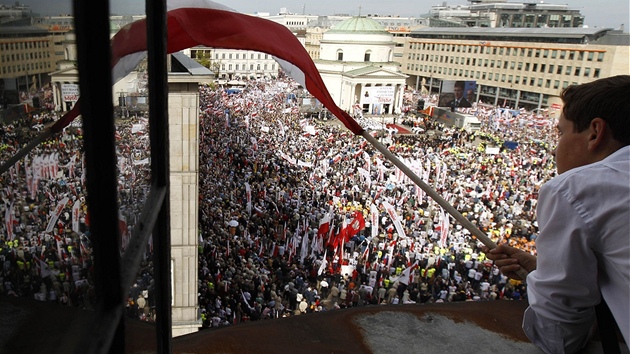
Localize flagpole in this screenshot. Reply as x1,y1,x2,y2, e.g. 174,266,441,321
360,130,529,280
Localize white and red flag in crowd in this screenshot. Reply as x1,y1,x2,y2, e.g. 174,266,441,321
370,203,379,238
45,196,69,233
398,261,419,286
71,199,81,233
345,210,366,241
438,207,450,248
317,213,331,239
382,200,406,239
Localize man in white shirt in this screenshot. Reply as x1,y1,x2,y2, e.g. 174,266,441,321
486,75,630,353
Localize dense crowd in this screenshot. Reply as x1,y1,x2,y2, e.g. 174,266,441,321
0,77,558,328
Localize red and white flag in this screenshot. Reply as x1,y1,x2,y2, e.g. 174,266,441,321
50,0,363,136
382,201,406,239
316,213,331,239
398,261,419,286
345,210,366,241
45,196,69,233
370,203,379,238
438,207,450,248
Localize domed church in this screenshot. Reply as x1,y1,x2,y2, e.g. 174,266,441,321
315,16,408,116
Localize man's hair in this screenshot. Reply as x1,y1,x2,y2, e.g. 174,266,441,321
454,81,465,89
561,75,630,145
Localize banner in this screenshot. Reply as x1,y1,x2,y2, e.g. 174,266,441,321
382,201,406,239
45,197,69,233
72,199,81,233
370,203,379,238
61,84,80,102
361,86,395,105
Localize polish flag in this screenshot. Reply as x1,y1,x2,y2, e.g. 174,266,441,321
50,0,363,136
317,214,331,239
345,210,366,241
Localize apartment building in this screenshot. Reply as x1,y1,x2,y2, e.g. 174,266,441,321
401,27,629,111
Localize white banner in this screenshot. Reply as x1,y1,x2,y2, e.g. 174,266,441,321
46,197,69,233
382,201,406,239
71,199,81,233
61,84,80,102
361,86,395,104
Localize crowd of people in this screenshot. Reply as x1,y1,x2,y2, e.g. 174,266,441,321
192,77,557,327
0,76,558,328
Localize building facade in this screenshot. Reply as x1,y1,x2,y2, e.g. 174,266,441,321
426,0,585,28
401,27,629,111
316,16,407,115
0,26,57,103
184,47,279,80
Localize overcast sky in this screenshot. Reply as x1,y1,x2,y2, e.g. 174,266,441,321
10,0,629,29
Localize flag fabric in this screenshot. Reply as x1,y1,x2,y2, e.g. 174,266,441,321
370,203,379,238
382,201,406,239
398,261,419,286
439,207,450,248
45,197,69,233
50,0,363,136
316,214,331,239
345,210,366,241
71,199,81,233
317,250,328,276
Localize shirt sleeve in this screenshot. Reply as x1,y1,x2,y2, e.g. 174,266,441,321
523,182,598,353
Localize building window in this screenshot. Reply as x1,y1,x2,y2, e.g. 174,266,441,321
565,66,572,75
587,52,594,61
597,53,604,62
364,51,371,62
545,79,551,88
568,51,575,60
551,50,557,59
548,64,554,73
557,65,563,75
222,53,225,59
584,67,591,77
337,50,343,61
229,53,232,59
594,68,600,78
574,67,580,76
562,81,569,88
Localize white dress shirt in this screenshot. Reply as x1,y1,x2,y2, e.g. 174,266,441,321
524,146,630,353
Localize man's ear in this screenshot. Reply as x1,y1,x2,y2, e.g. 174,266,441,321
587,117,608,152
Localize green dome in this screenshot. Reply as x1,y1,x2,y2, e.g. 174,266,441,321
328,17,389,35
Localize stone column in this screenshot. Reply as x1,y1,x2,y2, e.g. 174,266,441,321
167,77,201,337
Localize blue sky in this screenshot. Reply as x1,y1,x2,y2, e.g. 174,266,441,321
10,0,630,29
